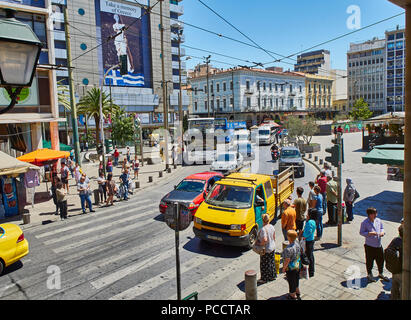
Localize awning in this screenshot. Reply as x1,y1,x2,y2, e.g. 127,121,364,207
362,144,404,166
0,151,40,177
17,148,70,166
42,140,72,151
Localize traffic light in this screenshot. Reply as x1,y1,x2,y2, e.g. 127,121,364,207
120,55,128,75
97,143,103,155
325,145,340,168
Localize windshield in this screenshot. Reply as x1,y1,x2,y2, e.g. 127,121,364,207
206,184,253,209
0,227,4,239
259,130,270,135
281,149,301,158
175,180,205,193
216,153,235,162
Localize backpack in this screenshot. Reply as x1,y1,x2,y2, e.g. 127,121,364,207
354,189,360,200
384,238,402,274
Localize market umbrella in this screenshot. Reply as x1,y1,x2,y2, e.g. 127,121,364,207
362,144,404,166
0,151,40,177
17,148,70,166
42,140,72,151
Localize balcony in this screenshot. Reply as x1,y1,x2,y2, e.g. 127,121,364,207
171,47,185,56
244,89,254,95
171,33,185,43
387,65,395,70
170,3,184,15
172,61,186,70
170,19,184,29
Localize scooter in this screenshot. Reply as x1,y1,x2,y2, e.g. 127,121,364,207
271,149,279,162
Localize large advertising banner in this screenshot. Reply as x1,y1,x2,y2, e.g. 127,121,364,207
1,0,46,8
96,0,152,88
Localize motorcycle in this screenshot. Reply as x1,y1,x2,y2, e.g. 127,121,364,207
271,149,279,161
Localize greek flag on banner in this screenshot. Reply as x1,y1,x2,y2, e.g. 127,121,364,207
104,69,145,87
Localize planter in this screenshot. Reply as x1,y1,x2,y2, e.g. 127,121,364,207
301,143,321,153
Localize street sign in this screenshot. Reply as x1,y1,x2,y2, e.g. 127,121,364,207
164,202,192,231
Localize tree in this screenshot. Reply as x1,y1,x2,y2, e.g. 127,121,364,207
77,87,118,145
350,98,373,120
111,108,134,147
283,116,318,145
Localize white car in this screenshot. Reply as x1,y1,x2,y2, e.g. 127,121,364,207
210,152,243,173
257,126,273,145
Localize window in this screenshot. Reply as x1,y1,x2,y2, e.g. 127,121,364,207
281,85,284,92
211,83,214,93
230,81,233,90
247,97,251,108
204,85,207,93
263,82,266,91
223,82,226,91
217,83,220,93
299,86,302,93
264,181,273,198
246,80,250,90
194,102,198,111
289,84,293,92
257,81,261,91
269,83,272,91
55,40,67,49
223,98,227,108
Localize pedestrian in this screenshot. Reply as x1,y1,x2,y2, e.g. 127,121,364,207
51,176,61,215
257,214,277,284
282,230,301,300
337,125,343,136
133,156,140,180
77,174,95,214
67,157,74,178
312,186,324,240
98,161,104,176
126,146,131,163
106,157,113,175
113,147,120,167
171,145,176,166
293,187,307,236
97,171,107,204
80,141,84,152
359,207,390,283
60,161,70,194
385,224,403,300
120,167,130,201
326,175,338,226
302,208,317,278
85,141,89,151
122,157,128,172
343,178,357,222
74,162,81,184
56,181,68,220
323,163,332,177
315,169,328,215
281,199,296,241
307,181,316,209
333,126,338,139
106,173,117,206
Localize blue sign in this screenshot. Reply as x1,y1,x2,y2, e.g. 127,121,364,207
2,0,46,8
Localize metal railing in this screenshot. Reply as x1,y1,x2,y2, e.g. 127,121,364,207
183,292,198,300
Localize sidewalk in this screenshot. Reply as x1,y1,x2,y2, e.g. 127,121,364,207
1,148,184,230
229,132,403,300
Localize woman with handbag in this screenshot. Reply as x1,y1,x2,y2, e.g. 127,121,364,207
282,230,302,300
256,214,276,284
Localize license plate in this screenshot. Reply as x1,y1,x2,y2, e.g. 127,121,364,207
207,235,222,241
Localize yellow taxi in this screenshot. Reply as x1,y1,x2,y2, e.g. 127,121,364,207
193,169,294,249
0,223,29,275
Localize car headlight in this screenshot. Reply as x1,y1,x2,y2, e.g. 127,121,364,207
195,217,202,224
298,162,303,166
230,224,242,230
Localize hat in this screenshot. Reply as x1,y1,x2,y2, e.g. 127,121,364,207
284,199,291,206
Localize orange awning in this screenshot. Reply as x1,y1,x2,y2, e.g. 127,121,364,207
17,148,70,166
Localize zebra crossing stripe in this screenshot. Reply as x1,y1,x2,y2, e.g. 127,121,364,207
109,255,212,300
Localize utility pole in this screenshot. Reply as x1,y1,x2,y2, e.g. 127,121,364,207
177,29,184,166
258,80,261,125
232,69,235,119
64,7,81,166
160,0,169,168
204,55,211,118
337,132,343,246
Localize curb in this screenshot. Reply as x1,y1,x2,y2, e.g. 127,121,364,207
303,156,322,173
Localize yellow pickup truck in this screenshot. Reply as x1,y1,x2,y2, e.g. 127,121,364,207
193,167,294,249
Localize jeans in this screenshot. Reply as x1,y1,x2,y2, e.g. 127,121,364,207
305,240,315,276
99,185,107,202
321,193,327,215
80,193,93,213
346,202,353,221
316,212,323,238
114,157,119,166
123,182,129,200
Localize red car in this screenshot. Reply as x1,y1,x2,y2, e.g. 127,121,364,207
159,172,223,217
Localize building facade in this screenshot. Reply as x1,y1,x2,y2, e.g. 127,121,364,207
0,0,62,156
347,38,386,115
301,73,334,119
294,49,331,76
189,67,306,126
51,0,189,142
385,26,405,112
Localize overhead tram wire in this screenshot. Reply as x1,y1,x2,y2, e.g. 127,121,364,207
196,0,279,62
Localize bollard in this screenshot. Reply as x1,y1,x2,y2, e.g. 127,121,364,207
314,156,318,162
166,164,170,170
173,164,177,169
167,168,172,173
319,159,323,165
159,171,163,178
244,270,257,300
135,181,140,189
148,176,153,183
93,189,100,206
22,213,30,225
308,153,312,159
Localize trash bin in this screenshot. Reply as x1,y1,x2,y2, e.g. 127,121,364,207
22,213,30,225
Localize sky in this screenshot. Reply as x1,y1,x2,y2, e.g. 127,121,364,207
181,0,405,73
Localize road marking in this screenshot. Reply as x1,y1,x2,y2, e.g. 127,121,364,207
90,249,173,290
109,254,212,300
42,208,158,245
34,198,154,237
77,229,174,276
52,215,156,254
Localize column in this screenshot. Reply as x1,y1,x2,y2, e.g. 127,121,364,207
49,122,60,151
30,123,43,151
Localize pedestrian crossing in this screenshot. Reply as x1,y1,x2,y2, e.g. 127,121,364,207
1,191,267,301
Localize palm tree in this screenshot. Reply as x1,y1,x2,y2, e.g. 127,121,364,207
77,87,118,145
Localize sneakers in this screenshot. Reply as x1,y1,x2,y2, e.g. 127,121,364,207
378,274,390,282
367,274,376,283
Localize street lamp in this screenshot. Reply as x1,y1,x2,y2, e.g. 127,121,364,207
0,9,42,115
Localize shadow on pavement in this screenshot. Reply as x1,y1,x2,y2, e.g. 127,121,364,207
183,236,246,259
340,277,369,289
267,293,289,300
2,260,23,276
353,191,403,223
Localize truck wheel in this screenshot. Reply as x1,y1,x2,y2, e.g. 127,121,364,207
246,228,258,250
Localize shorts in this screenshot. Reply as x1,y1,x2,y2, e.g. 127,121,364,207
62,178,68,184
286,269,300,293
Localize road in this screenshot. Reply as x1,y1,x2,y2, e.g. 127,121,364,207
0,145,317,300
